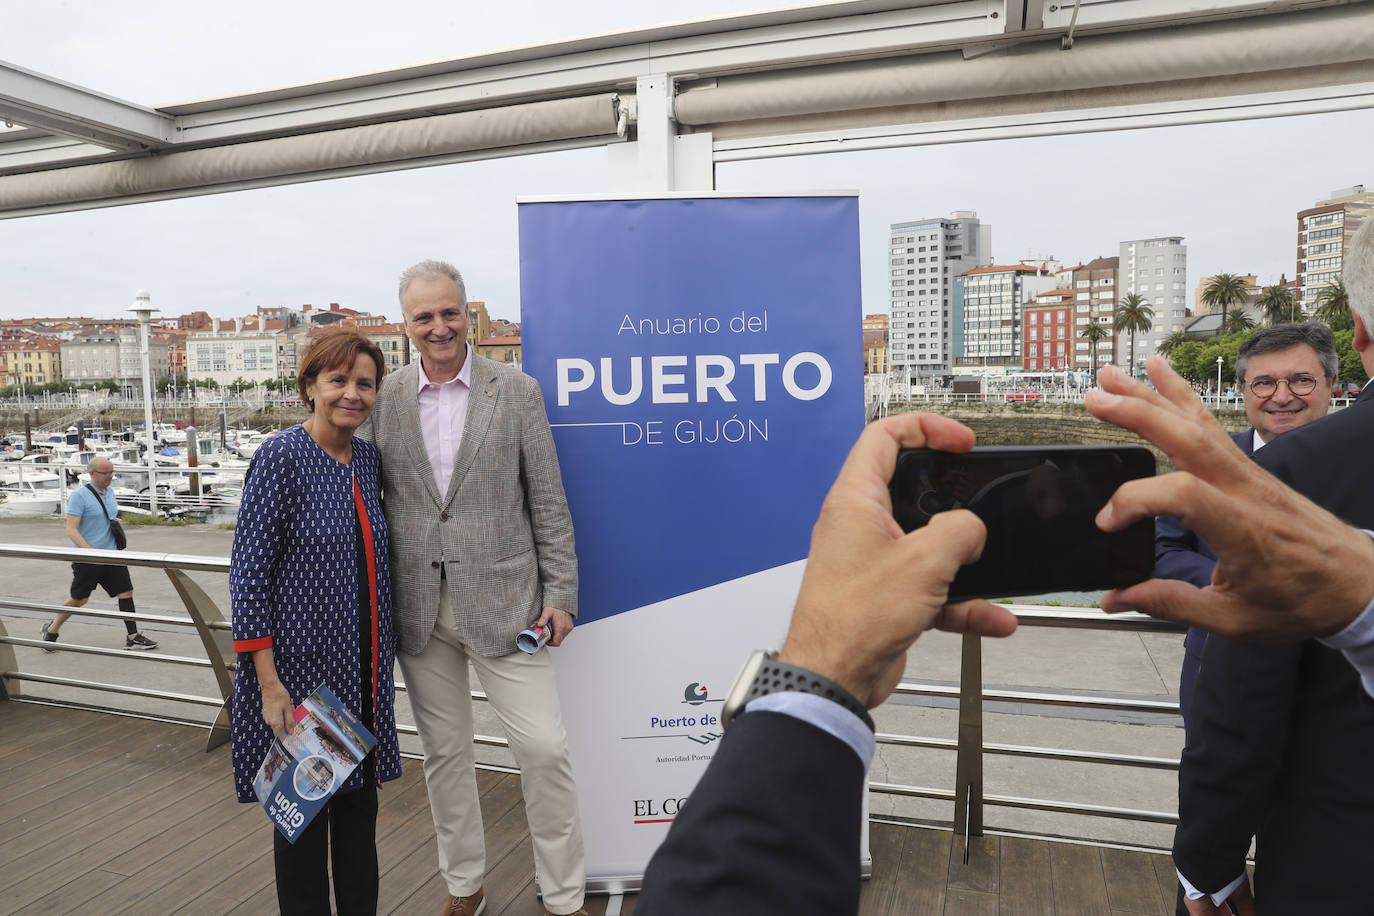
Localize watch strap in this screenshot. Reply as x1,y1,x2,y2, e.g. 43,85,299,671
743,657,875,732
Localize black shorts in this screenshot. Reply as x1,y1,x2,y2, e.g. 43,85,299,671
70,563,133,600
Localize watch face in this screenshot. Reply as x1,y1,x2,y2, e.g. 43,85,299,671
721,650,768,729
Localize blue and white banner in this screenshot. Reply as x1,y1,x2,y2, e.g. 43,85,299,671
519,194,863,884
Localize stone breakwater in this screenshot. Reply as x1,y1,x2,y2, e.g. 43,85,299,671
887,400,1249,475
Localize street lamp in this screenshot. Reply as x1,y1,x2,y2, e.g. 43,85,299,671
129,290,160,515
1216,355,1224,407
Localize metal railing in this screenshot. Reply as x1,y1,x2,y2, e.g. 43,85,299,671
0,542,1187,850
0,543,516,755
869,605,1186,863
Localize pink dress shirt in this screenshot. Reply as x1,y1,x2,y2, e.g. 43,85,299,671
416,345,473,499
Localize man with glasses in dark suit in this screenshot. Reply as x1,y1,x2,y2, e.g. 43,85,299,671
1157,322,1336,730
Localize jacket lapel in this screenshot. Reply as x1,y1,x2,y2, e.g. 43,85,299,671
393,363,442,507
443,356,497,508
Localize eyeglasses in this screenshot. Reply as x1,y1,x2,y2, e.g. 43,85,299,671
89,468,115,475
1246,374,1319,398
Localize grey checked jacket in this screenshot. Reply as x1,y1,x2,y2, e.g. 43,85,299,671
361,355,578,657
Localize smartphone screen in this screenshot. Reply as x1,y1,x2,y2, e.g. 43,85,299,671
889,445,1156,602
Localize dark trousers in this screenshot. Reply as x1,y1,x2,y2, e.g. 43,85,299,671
1176,631,1205,916
273,785,379,916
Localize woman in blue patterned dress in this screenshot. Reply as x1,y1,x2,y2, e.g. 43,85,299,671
230,329,400,916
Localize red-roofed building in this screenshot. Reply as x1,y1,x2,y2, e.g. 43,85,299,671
175,311,214,332
1,336,63,386
308,320,411,373
1023,294,1074,372
356,322,411,372
477,335,520,367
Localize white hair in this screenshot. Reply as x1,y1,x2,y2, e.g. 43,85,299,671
1347,216,1374,331
397,260,467,313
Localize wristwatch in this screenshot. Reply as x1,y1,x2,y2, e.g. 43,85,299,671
720,649,875,732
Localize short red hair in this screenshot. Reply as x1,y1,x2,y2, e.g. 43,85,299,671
297,329,385,411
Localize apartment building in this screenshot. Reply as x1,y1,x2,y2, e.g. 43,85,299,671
1119,236,1187,370
1068,257,1121,372
888,212,992,383
952,262,1058,369
1022,289,1075,372
1296,184,1374,313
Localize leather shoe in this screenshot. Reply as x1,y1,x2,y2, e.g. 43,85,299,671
440,888,486,916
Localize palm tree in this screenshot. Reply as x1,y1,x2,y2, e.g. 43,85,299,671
1256,285,1296,325
1113,294,1154,377
1313,278,1354,332
1202,274,1250,331
1157,329,1189,358
1079,321,1109,371
1225,308,1256,332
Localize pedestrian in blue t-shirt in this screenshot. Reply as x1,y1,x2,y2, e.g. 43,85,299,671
40,456,158,651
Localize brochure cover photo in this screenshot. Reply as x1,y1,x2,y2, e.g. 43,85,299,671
251,683,377,842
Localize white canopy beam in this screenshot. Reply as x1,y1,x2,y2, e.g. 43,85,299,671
0,0,1368,210
0,60,174,151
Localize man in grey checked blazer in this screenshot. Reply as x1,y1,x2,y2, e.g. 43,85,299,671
364,260,586,916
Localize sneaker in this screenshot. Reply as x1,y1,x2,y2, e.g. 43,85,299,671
40,622,58,653
125,633,158,651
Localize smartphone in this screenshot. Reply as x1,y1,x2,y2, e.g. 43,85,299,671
889,445,1156,602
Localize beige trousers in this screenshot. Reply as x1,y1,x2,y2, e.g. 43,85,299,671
398,578,586,914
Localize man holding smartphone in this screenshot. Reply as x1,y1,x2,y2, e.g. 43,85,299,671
1154,322,1336,915
1167,227,1374,914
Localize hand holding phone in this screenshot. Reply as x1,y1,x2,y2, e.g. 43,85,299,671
889,445,1156,602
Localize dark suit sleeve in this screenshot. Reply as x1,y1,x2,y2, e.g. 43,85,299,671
1172,635,1304,892
1153,515,1214,589
637,711,865,916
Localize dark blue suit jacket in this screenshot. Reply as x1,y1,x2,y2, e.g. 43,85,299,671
1153,429,1253,730
1174,388,1374,912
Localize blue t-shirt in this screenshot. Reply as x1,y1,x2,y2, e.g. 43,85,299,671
67,484,120,551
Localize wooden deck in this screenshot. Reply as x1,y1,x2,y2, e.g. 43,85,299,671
0,700,1184,915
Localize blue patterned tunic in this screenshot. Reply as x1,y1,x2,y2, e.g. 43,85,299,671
229,424,401,803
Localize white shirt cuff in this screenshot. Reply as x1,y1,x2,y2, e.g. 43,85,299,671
1177,869,1246,906
746,692,876,769
1317,530,1374,697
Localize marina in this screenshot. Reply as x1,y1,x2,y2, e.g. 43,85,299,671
0,417,270,524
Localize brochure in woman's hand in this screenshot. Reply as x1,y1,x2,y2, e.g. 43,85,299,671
250,684,377,842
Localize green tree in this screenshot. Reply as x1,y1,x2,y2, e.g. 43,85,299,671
1157,329,1189,358
1202,273,1251,331
1334,329,1369,387
1256,285,1297,325
1168,340,1204,381
1079,321,1109,370
1225,308,1256,332
1313,278,1354,332
1114,294,1155,377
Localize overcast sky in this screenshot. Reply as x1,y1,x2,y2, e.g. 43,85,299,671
3,1,1372,323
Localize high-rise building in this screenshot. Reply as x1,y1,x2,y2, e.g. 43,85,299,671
887,212,992,383
1297,184,1374,313
951,262,1058,369
1068,257,1120,372
1118,237,1187,371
